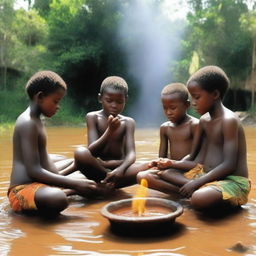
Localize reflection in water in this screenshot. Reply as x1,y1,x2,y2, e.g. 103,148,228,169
0,127,255,256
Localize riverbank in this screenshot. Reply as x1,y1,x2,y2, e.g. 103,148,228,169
236,112,256,127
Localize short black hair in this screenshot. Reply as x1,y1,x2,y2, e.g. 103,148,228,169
187,66,230,99
26,70,67,99
161,83,189,102
100,76,128,96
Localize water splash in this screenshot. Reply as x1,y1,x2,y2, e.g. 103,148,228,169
118,0,184,127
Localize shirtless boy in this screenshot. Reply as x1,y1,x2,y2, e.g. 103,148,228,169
153,66,250,210
137,83,199,193
72,76,145,188
8,71,98,216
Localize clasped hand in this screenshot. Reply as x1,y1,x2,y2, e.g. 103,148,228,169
148,158,173,170
108,115,121,132
179,179,201,198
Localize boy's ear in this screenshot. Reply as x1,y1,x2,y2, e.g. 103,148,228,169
98,93,102,103
186,99,190,108
213,90,220,100
34,91,44,101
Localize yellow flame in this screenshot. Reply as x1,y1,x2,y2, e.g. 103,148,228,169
132,178,148,216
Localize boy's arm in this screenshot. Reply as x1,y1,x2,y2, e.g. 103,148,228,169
158,126,168,158
19,121,97,193
114,118,136,172
86,113,120,155
180,118,239,197
184,119,203,161
103,118,136,182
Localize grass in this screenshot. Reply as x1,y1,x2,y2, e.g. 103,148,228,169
0,88,86,129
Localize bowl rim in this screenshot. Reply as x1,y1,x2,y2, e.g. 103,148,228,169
101,197,183,223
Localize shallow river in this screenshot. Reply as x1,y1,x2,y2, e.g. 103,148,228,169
0,127,255,256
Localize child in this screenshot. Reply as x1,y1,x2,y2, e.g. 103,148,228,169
71,76,146,188
137,83,199,193
153,66,250,210
8,71,99,216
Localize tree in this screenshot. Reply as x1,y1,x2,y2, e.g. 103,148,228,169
0,0,15,90
46,0,127,110
240,10,256,108
186,0,251,87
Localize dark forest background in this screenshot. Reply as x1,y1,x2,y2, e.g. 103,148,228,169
1,0,256,126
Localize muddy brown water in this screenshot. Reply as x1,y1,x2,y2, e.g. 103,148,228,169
0,127,255,256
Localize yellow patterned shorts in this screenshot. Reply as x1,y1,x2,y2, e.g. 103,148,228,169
7,183,46,212
184,164,251,206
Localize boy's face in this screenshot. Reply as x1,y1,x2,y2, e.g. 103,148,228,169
38,88,65,117
187,81,216,115
161,93,189,124
99,88,126,117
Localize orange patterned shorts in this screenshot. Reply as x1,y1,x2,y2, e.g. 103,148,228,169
7,183,46,212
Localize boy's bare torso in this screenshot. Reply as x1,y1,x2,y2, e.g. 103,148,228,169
88,110,131,160
11,109,51,186
161,115,198,160
198,110,248,177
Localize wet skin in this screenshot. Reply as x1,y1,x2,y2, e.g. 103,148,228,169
137,93,199,194
11,88,98,215
147,81,248,209
159,93,199,160
74,88,147,188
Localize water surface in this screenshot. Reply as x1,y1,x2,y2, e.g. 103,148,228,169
0,127,255,256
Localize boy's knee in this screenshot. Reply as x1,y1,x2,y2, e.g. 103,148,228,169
137,171,149,183
190,187,223,210
190,190,211,209
190,191,204,209
74,147,91,162
35,188,68,214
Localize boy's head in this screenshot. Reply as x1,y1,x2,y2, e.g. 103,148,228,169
26,71,67,117
161,83,190,124
187,66,229,100
99,76,128,117
100,76,128,97
26,70,67,100
187,66,230,115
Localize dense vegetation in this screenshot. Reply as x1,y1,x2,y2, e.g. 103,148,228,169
0,0,256,126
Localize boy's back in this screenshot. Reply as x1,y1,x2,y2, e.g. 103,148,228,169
11,108,48,186
9,71,98,216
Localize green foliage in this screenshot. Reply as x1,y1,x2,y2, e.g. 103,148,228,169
182,0,252,88
46,94,85,125
1,0,256,126
0,87,27,123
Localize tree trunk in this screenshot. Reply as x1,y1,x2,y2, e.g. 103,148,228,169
251,39,256,109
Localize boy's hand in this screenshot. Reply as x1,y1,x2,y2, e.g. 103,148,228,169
157,158,173,170
179,179,201,198
108,115,121,132
101,168,122,185
148,159,158,168
74,178,98,197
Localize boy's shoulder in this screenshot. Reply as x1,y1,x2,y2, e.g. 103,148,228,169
200,107,242,129
15,110,38,130
160,115,199,128
118,114,135,127
160,121,173,128
86,110,102,118
187,114,199,125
